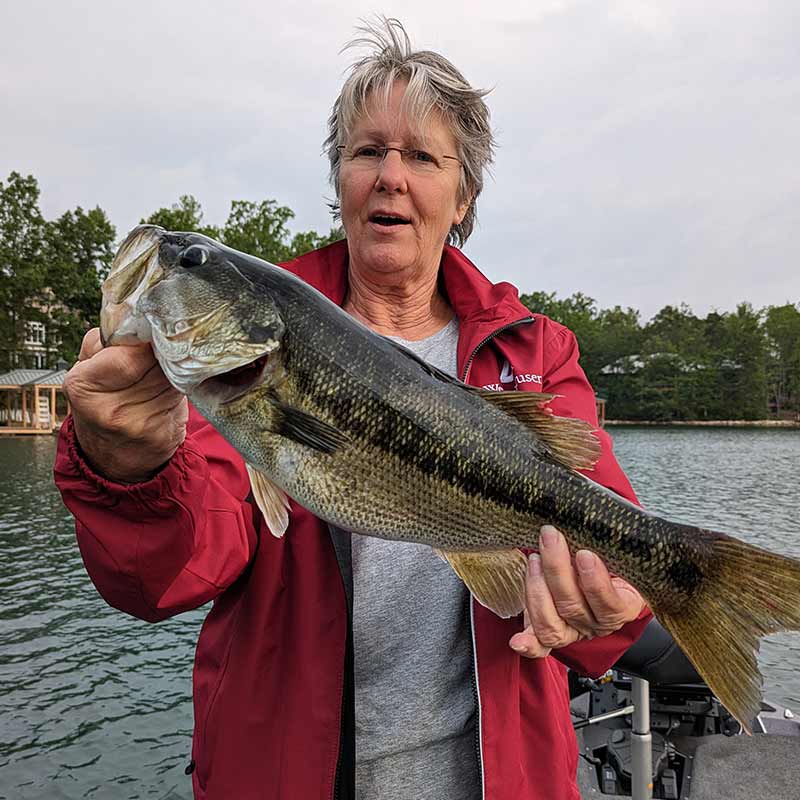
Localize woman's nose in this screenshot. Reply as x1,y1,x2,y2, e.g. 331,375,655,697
374,149,408,192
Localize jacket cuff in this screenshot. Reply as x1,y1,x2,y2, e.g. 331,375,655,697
55,415,203,509
552,605,654,678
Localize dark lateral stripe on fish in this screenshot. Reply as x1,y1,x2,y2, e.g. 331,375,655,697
290,362,536,513
666,553,707,593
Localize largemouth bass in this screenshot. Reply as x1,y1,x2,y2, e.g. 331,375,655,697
100,224,800,732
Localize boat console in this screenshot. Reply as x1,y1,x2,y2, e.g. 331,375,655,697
572,618,800,799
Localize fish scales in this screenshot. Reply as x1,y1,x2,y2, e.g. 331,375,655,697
99,224,800,733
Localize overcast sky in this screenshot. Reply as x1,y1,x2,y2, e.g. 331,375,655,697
2,1,798,321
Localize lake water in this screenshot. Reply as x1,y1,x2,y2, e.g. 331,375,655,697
1,428,799,799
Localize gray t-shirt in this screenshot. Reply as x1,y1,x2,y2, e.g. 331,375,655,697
351,317,481,800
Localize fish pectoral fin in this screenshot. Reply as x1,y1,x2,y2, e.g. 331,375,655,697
246,463,291,538
270,400,350,454
478,391,601,471
435,548,528,619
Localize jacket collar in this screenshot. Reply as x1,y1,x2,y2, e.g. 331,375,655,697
280,239,532,330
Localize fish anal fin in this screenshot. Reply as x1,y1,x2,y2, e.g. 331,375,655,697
655,534,800,735
478,390,601,471
435,547,528,619
246,463,291,538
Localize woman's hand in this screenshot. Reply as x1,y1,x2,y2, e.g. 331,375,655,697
509,525,645,658
63,328,188,484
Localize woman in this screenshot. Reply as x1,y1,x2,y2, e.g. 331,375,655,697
56,19,649,800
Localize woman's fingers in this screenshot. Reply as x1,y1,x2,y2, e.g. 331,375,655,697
509,526,646,659
78,327,103,361
537,526,597,637
524,553,584,649
509,616,553,659
575,551,645,635
64,328,187,483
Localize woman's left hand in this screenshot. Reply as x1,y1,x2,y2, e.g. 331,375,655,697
509,525,646,658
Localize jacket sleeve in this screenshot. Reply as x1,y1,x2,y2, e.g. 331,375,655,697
538,320,653,677
53,408,259,623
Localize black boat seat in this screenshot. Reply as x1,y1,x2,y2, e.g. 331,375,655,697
614,618,702,686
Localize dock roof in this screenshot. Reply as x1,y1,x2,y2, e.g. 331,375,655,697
0,368,69,387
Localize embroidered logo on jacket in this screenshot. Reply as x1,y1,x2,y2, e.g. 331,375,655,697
486,360,542,391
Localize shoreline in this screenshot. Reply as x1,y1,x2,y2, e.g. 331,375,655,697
605,419,800,428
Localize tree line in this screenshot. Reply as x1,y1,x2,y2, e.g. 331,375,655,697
1,171,797,420
520,292,800,420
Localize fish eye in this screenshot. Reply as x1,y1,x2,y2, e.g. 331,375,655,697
180,245,209,268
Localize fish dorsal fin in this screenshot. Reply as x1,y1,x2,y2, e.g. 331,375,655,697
246,463,291,538
478,390,601,471
383,333,600,471
435,548,528,618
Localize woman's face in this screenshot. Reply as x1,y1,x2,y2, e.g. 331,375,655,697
339,81,469,283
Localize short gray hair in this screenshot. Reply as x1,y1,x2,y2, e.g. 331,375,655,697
324,17,495,247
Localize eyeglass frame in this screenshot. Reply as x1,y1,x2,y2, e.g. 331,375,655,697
336,144,462,173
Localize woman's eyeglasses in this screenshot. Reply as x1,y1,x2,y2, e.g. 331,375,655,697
337,144,462,175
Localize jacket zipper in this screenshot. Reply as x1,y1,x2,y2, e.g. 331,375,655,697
468,595,486,800
330,526,355,800
333,699,343,800
332,611,354,800
460,316,535,383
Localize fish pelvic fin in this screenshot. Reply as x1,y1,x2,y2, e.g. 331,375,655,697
435,547,528,618
246,463,291,538
478,390,601,471
656,534,800,734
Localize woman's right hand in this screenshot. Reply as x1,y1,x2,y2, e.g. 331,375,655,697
63,328,188,484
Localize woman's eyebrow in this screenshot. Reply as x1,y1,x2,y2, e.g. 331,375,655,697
350,128,386,141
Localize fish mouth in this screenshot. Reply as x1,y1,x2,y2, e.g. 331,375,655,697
100,225,165,346
195,352,274,405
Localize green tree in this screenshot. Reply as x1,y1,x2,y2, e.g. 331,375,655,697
43,206,116,363
141,194,220,238
764,303,800,416
716,304,768,419
141,195,343,262
643,304,709,361
221,199,343,262
286,226,344,260
221,199,296,263
0,172,47,370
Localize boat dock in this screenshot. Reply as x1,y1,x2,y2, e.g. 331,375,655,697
0,368,70,435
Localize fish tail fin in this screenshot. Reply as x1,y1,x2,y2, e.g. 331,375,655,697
656,534,800,734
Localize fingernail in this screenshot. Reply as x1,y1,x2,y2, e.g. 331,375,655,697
528,553,542,577
576,550,595,575
540,526,559,549
510,639,527,653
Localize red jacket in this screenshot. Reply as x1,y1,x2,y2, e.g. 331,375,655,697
55,240,650,800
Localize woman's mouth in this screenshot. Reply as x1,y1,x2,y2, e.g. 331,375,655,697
369,213,411,227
